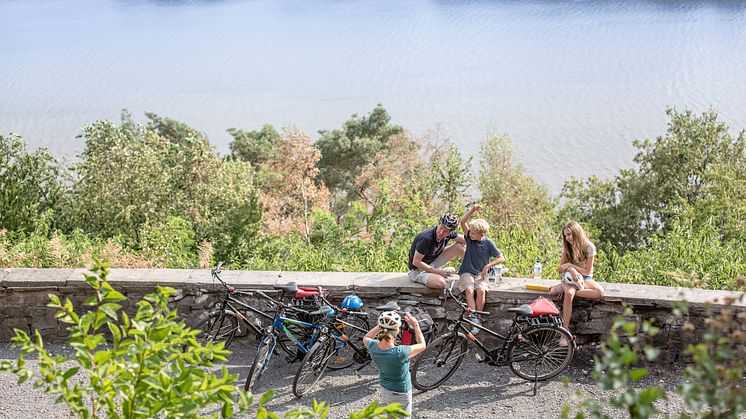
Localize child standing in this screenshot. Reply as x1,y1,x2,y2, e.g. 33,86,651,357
456,205,504,333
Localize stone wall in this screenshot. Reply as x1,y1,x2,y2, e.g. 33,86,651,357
1,268,744,363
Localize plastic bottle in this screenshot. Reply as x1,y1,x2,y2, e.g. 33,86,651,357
533,260,542,279
487,266,496,282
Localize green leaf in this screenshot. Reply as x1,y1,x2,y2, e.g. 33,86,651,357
629,367,648,382
221,402,233,418
259,389,275,406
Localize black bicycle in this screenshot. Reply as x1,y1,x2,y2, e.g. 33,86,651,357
191,262,323,357
411,280,575,395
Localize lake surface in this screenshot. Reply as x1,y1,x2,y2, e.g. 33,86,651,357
2,0,745,193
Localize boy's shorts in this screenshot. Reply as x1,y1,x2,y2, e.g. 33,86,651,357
455,272,489,294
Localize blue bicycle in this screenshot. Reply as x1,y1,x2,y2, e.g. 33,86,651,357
244,285,369,394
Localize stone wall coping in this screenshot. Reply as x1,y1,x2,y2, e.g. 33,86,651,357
1,267,743,309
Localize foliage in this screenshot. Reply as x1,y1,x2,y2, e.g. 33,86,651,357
594,217,746,291
563,307,665,419
139,216,197,268
0,133,65,232
258,126,331,243
678,280,746,418
477,133,555,230
228,124,282,166
566,277,746,419
0,261,249,418
431,145,472,214
561,108,746,251
65,112,259,250
315,105,404,209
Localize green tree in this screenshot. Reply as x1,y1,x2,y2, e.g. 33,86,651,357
477,133,554,229
315,105,404,209
432,145,472,214
228,124,282,165
0,134,65,232
561,108,746,250
67,112,258,254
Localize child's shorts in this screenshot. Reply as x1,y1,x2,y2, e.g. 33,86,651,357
455,272,489,294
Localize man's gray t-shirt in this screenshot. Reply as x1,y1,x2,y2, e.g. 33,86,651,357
407,226,458,270
458,230,501,275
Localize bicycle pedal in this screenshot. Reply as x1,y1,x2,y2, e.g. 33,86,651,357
475,352,485,363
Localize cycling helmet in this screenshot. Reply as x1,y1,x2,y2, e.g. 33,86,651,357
341,294,363,310
378,311,401,330
439,213,458,230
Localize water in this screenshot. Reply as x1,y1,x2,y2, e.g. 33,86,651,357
2,0,745,193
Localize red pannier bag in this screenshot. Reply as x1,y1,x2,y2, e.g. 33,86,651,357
529,296,560,317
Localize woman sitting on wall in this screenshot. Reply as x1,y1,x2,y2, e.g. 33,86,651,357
557,221,605,346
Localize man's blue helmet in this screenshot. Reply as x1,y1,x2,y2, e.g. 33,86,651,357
341,294,363,310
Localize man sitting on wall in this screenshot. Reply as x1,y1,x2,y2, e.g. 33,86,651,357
407,213,466,289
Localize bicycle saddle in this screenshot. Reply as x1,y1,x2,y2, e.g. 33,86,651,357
374,301,401,311
507,304,533,316
274,282,299,293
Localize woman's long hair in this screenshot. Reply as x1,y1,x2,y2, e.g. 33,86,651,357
561,221,591,264
377,327,399,342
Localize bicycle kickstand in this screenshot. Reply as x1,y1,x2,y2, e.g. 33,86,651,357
354,359,372,377
532,364,538,396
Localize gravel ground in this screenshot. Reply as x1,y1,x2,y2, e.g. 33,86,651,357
0,341,689,418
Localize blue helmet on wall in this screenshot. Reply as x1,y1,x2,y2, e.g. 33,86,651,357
341,294,363,310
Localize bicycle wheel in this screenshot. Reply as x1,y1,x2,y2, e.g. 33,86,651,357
328,314,370,370
412,332,468,391
292,336,335,398
245,334,275,393
507,325,574,381
192,310,239,348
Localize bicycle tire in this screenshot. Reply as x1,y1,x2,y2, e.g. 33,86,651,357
192,309,239,348
292,336,335,398
507,325,574,381
411,332,468,391
245,334,274,393
327,314,370,370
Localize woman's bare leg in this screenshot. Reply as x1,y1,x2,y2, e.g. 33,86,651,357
562,286,576,329
575,279,605,300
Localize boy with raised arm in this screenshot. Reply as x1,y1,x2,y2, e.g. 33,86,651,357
456,204,504,334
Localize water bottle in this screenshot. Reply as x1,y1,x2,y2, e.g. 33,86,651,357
533,260,542,279
495,264,504,285
487,266,496,282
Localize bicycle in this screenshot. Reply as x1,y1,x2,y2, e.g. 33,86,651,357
292,299,440,398
191,262,324,357
411,280,575,395
245,289,370,395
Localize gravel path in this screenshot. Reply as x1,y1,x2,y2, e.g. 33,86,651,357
0,342,688,418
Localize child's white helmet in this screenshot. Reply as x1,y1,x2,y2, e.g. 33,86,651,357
378,311,402,330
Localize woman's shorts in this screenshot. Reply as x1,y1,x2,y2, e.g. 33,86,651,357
379,386,412,415
455,272,489,294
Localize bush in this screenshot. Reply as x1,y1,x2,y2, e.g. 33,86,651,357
565,276,746,419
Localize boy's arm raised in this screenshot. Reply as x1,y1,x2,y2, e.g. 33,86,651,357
459,204,480,233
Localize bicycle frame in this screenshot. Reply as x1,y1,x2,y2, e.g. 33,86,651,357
447,310,529,366
440,281,549,366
